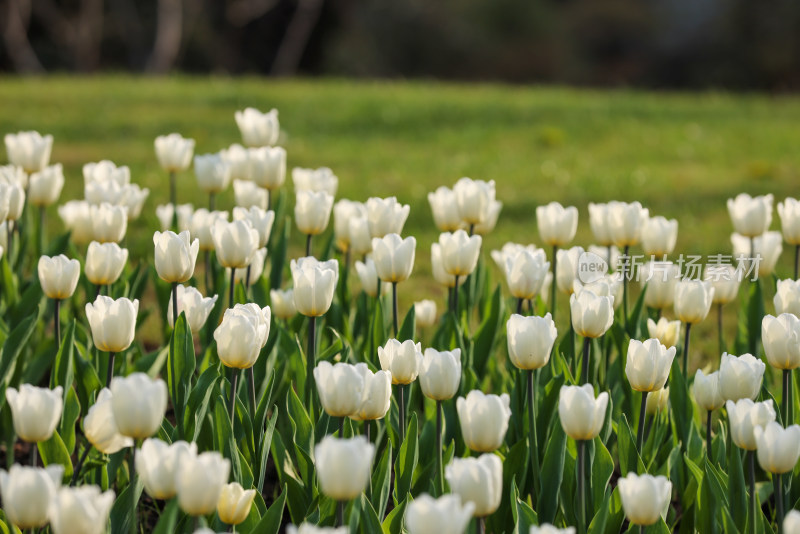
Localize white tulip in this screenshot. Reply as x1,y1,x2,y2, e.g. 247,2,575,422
618,473,672,526
292,167,338,196
558,384,608,441
85,241,128,286
83,388,133,454
607,200,649,247
405,493,474,534
453,177,496,227
646,387,670,415
28,164,64,207
457,390,511,452
0,181,25,221
472,200,502,235
704,264,742,305
727,398,776,450
348,216,373,257
86,296,139,353
432,242,459,288
314,361,365,417
333,199,367,252
573,273,623,310
379,339,423,385
89,202,127,243
153,230,199,283
233,179,268,210
0,465,63,529
351,364,392,421
295,190,334,236
415,299,437,328
536,201,578,247
778,198,800,245
270,288,297,319
247,146,286,190
354,257,389,297
439,229,481,277
194,153,231,194
136,438,197,500
642,216,678,257
38,254,80,300
169,285,218,332
110,373,168,440
190,209,229,251
0,164,27,189
290,256,339,317
85,179,125,205
785,510,800,534
625,338,676,392
176,451,231,516
156,203,194,232
420,348,462,401
588,203,612,246
530,525,576,534
500,247,549,300
674,279,714,324
732,231,783,277
727,193,773,237
58,200,94,245
556,246,585,294
366,196,410,238
4,131,53,172
570,289,614,338
445,454,502,517
235,107,279,147
83,160,129,186
428,186,464,232
214,303,270,369
220,144,250,181
217,482,257,526
775,279,800,316
693,370,725,412
588,244,620,271
719,352,766,402
287,524,348,534
6,384,63,443
155,133,195,172
314,436,374,501
49,485,115,534
372,233,416,283
647,317,681,348
762,313,800,370
753,421,800,474
233,247,267,285
639,261,681,310
211,219,259,269
506,313,557,370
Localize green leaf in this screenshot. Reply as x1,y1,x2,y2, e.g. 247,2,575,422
249,484,287,534
371,441,393,519
109,472,143,534
73,346,103,412
269,217,290,290
0,311,38,412
382,496,407,534
472,285,504,375
37,431,73,482
168,312,195,439
184,364,220,441
50,320,75,393
746,279,764,356
617,414,646,476
398,305,416,342
513,495,539,534
151,498,180,534
591,436,614,514
359,495,384,534
393,413,419,504
537,421,566,523
728,443,748,533
257,408,279,495
59,387,80,454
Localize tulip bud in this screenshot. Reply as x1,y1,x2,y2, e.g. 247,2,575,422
453,177,496,227
366,196,410,238
28,164,65,207
785,510,800,533
85,241,128,286
618,473,672,526
333,199,367,252
0,465,63,529
762,313,800,370
6,384,63,443
704,264,742,305
719,352,766,402
727,193,773,237
295,190,334,236
83,388,133,454
641,216,678,257
89,203,127,244
607,200,649,247
85,179,124,205
348,216,373,257
176,451,231,516
570,289,614,338
639,261,681,310
38,254,80,300
351,364,391,421
379,339,423,385
287,524,348,534
588,203,612,246
693,369,724,411
190,209,228,251
214,303,270,369
372,233,416,283
221,144,249,180
472,200,502,235
556,246,585,294
558,384,608,441
155,133,195,172
233,180,268,210
0,163,27,189
445,454,502,517
502,248,550,300
4,131,53,173
235,107,279,147
507,313,557,370
83,160,129,186
775,279,800,316
536,201,578,247
674,279,714,324
414,299,437,328
315,436,374,501
86,296,138,353
646,387,670,415
314,361,365,417
727,398,776,450
439,230,481,277
354,258,389,297
156,203,194,232
153,230,199,283
270,288,296,319
530,525,576,534
428,186,464,232
49,485,115,534
573,272,624,310
168,285,218,332
625,338,676,392
457,390,511,452
420,348,462,401
58,200,94,245
194,153,231,194
247,146,286,190
217,482,256,526
211,219,259,269
405,493,474,534
0,181,25,221
753,421,800,474
290,257,339,317
732,231,783,277
136,438,197,499
778,197,800,245
110,373,167,440
647,317,681,349
292,167,338,196
234,247,267,286
432,243,459,288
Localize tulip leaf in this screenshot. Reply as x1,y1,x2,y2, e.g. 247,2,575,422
617,414,646,476
59,387,80,454
359,494,384,534
668,358,691,448
50,320,75,393
398,305,415,342
151,497,179,534
590,436,614,514
0,255,17,309
214,396,243,484
287,386,314,458
625,283,648,339
728,443,748,533
168,312,195,439
109,472,143,534
371,440,393,518
269,218,289,290
746,279,764,356
382,496,407,534
513,496,538,534
537,421,566,523
250,483,287,534
472,285,504,376
184,363,221,442
257,407,279,495
0,311,39,412
73,347,103,417
37,430,73,482
393,413,418,505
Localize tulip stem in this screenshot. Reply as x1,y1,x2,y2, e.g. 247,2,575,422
706,410,713,463
776,472,785,533
399,384,406,444
477,517,485,534
783,369,791,426
130,444,137,534
453,276,460,316
638,526,644,534
682,322,692,375
527,369,540,504
54,298,61,350
577,440,586,534
339,416,345,438
365,420,371,442
228,268,236,309
436,399,444,495
305,234,312,257
581,337,590,385
795,244,799,280
38,205,45,255
637,391,648,454
516,297,524,315
229,369,239,424
169,170,176,215
71,442,92,486
392,282,399,338
107,352,116,388
267,189,272,212
306,316,317,411
717,303,724,356
336,500,345,527
245,265,252,297
31,442,38,467
209,192,215,211
622,245,629,330
551,244,558,322
248,367,257,416
204,250,212,294
170,281,183,438
448,287,454,314
748,449,757,534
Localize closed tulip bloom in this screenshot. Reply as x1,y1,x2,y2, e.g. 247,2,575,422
372,233,416,283
234,247,267,285
270,288,296,319
86,296,138,353
732,231,783,277
38,254,80,300
556,246,585,294
247,146,286,190
428,186,464,232
785,510,800,534
0,164,28,189
85,179,124,205
472,200,502,235
693,370,725,411
315,436,374,501
352,364,392,421
728,193,773,237
292,167,338,196
559,385,608,440
536,201,579,247
507,313,557,370
646,387,670,415
453,177,496,226
647,317,681,348
333,199,367,252
366,196,410,238
232,180,268,210
719,352,766,402
626,338,676,392
110,373,167,439
753,421,800,474
762,313,800,370
217,482,256,526
295,190,334,236
6,385,63,443
405,493,474,534
502,248,549,299
0,187,13,223
235,107,279,147
570,289,614,338
642,216,678,257
136,438,197,499
190,209,228,251
4,131,53,172
379,339,423,385
85,241,128,286
445,454,502,517
415,299,437,328
83,160,130,186
89,203,127,243
778,197,800,245
574,273,624,310
674,279,714,324
290,257,339,316
155,133,195,172
221,144,249,179
439,230,481,276
83,388,133,454
194,153,231,194
457,390,511,452
420,348,462,401
122,185,151,220
211,219,259,269
704,264,742,305
727,398,776,450
530,525,576,534
588,244,620,271
432,243,458,288
0,465,63,529
156,203,194,232
618,473,672,526
168,285,218,332
775,279,800,316
348,216,373,257
49,485,114,534
28,164,64,206
287,525,348,534
176,451,231,516
640,261,681,309
153,230,199,283
314,361,365,417
588,203,612,246
58,200,94,245
0,181,25,221
214,304,270,369
607,200,649,247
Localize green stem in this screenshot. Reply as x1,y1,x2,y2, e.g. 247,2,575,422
706,410,713,463
228,268,236,309
783,369,790,427
748,450,757,534
477,517,485,534
637,391,648,454
436,400,444,495
399,384,406,444
31,441,38,467
306,316,317,412
578,440,586,534
54,299,61,350
70,442,92,486
107,352,116,388
776,472,784,533
392,282,398,338
551,244,558,322
229,368,239,425
248,367,257,416
38,205,45,255
453,275,460,316
682,322,692,375
527,369,540,504
581,337,590,384
516,297,524,315
305,233,312,257
170,281,182,438
622,245,629,330
209,192,215,211
339,416,345,438
336,500,344,527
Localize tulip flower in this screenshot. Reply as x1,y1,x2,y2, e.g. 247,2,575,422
351,364,392,424
674,278,714,373
29,166,64,215
720,352,766,402
348,215,373,258
366,196,410,238
153,230,199,285
439,229,482,277
472,198,502,235
168,285,217,332
111,373,167,440
502,247,550,312
189,208,228,290
570,288,614,383
136,438,197,500
432,242,462,291
220,143,248,179
176,450,231,517
4,130,53,172
639,260,681,311
59,201,94,245
315,436,375,525
38,254,80,348
445,454,502,525
83,160,129,185
292,166,338,195
379,339,423,385
83,388,133,456
507,313,557,371
333,199,367,257
732,231,783,278
641,216,678,258
646,317,681,348
88,202,127,244
785,511,800,533
122,184,151,220
194,153,231,207
212,218,259,307
217,482,256,527
85,241,128,290
415,299,437,328
156,203,194,232
428,186,464,232
270,288,296,319
0,465,63,529
296,189,335,247
606,200,649,319
405,493,475,534
155,133,195,214
0,180,24,225
646,387,670,415
235,107,279,147
420,348,462,402
86,296,139,385
775,279,800,316
536,201,579,248
755,421,800,530
49,485,115,534
314,361,365,431
457,390,511,453
6,385,63,461
626,338,675,451
85,179,125,205
372,233,416,335
233,179,269,210
763,313,800,425
618,473,672,528
247,146,286,203
728,193,773,237
693,369,724,412
453,177,496,231
778,197,800,278
556,245,584,319
588,202,612,246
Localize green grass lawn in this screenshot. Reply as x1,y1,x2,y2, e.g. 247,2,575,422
2,75,799,362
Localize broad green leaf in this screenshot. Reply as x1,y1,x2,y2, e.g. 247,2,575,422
249,484,287,534
257,408,279,495
472,285,504,375
398,305,416,342
393,413,419,504
50,320,75,393
151,498,179,534
617,414,646,476
184,364,220,441
0,310,38,412
371,441,393,519
591,436,614,514
109,472,143,534
728,443,748,533
537,421,566,523
167,312,195,439
382,496,407,534
59,387,80,454
37,430,73,482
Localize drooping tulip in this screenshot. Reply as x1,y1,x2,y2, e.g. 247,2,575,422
0,465,63,529
378,339,423,385
235,107,279,147
38,254,80,300
4,131,53,172
217,482,257,526
292,167,338,196
314,361,365,417
506,313,557,370
456,390,511,452
719,352,766,402
290,257,339,317
85,241,128,287
110,373,168,440
6,384,63,443
727,193,773,237
626,339,676,392
175,451,231,516
372,233,416,283
558,384,608,441
693,369,725,412
86,296,139,353
155,133,195,173
444,454,502,518
618,473,672,527
404,493,474,534
136,438,197,500
83,388,133,454
420,348,462,401
727,398,776,450
428,186,464,232
646,317,681,348
153,230,199,283
211,219,259,269
295,190,334,237
314,436,375,501
168,285,218,332
641,216,678,257
49,485,115,534
366,196,410,238
536,201,578,247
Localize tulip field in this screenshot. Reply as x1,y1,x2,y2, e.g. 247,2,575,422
4,78,800,534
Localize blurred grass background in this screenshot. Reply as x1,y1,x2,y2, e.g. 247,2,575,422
2,75,799,362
